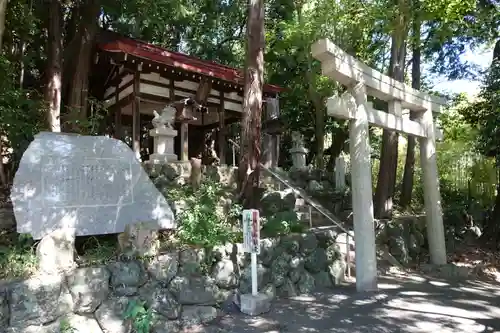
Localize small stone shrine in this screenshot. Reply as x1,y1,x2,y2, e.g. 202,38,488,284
290,132,308,169
11,132,175,239
149,104,178,163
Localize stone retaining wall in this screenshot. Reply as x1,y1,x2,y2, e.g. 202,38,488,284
376,215,427,265
0,229,347,333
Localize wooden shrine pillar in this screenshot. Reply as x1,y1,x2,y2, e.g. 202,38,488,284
114,79,122,140
262,97,282,168
180,122,189,161
195,77,213,163
262,135,272,168
218,91,226,164
132,71,141,160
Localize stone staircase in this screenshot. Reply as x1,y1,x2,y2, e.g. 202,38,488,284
260,167,351,229
258,166,405,274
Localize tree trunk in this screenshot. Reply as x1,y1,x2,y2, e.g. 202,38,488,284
326,129,348,171
18,40,26,88
374,1,409,218
306,67,324,169
0,0,8,186
314,98,325,169
484,161,500,244
400,10,421,209
45,0,62,132
493,39,500,61
63,1,100,132
0,0,7,49
238,0,264,209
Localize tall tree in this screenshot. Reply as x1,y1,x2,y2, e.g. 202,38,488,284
239,0,265,208
400,2,421,208
374,0,410,218
45,0,62,132
0,0,7,49
0,0,7,186
63,1,100,132
398,0,497,209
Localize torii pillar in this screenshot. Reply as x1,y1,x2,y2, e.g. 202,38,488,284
312,39,447,292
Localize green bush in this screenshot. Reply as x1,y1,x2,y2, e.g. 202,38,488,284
123,299,154,333
0,233,38,279
261,210,306,237
166,181,241,247
0,56,45,179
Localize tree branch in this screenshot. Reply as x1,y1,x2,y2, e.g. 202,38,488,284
216,16,246,50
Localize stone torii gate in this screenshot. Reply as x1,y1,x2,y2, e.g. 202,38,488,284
312,39,447,292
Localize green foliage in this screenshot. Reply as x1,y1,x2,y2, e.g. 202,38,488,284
0,55,45,173
391,94,495,217
261,211,306,237
0,0,497,227
265,0,386,155
59,317,75,333
63,97,109,136
78,236,118,266
166,181,240,247
420,0,497,80
123,299,154,333
0,232,38,279
459,58,500,161
436,96,495,210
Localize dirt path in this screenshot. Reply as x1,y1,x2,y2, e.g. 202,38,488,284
207,273,500,333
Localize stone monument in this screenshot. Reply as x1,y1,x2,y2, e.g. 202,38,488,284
289,132,308,169
149,105,178,163
335,153,347,191
11,132,176,240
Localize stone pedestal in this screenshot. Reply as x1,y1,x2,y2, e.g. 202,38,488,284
149,127,178,163
290,147,308,169
238,293,272,316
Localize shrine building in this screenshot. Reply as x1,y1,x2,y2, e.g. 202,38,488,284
90,30,283,166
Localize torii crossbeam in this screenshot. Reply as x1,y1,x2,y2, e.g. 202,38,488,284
312,39,447,292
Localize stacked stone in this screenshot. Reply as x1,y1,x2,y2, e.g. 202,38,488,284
376,216,427,265
0,250,222,333
243,231,348,298
0,229,348,332
288,168,349,213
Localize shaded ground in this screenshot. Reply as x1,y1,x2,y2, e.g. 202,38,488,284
209,273,500,333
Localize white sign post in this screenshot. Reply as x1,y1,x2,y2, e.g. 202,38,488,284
238,209,271,316
312,39,447,292
242,209,260,296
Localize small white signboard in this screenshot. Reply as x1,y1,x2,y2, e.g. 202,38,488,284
242,209,260,254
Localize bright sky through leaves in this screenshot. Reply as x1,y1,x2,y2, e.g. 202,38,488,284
430,45,494,96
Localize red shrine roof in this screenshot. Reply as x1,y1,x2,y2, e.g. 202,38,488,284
97,33,283,94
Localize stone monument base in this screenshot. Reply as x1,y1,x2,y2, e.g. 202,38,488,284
237,293,272,316
148,153,179,164
290,146,308,169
